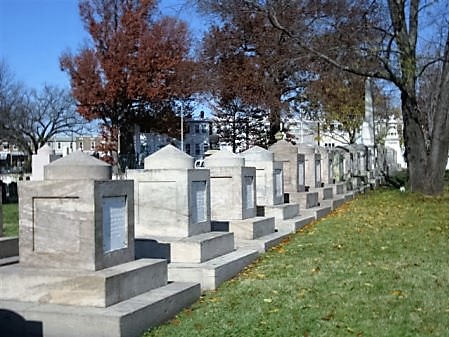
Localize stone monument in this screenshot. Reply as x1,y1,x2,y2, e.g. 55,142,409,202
127,145,258,290
270,141,331,219
0,150,200,337
241,146,314,232
205,150,286,252
31,144,60,181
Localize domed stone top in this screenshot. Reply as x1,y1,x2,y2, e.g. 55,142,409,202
37,144,55,155
204,149,245,168
44,150,112,180
144,144,194,169
241,146,274,162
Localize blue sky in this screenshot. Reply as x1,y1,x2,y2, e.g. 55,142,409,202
0,0,206,90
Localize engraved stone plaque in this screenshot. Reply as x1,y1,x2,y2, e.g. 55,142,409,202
192,181,207,224
103,196,127,253
315,159,321,183
244,176,254,210
298,161,305,185
275,169,283,197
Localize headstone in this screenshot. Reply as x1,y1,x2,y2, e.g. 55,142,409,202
205,149,256,220
31,144,60,181
0,150,201,336
19,150,134,271
297,143,321,188
319,147,334,185
128,145,258,291
269,140,306,193
127,144,211,238
241,146,284,206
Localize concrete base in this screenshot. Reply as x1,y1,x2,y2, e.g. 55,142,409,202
275,215,315,233
301,204,332,220
333,183,346,195
321,195,347,211
170,232,235,263
311,187,333,200
0,255,19,266
0,236,19,259
264,203,299,220
288,191,319,209
236,229,291,253
0,259,168,308
0,282,200,337
168,248,259,290
229,216,276,240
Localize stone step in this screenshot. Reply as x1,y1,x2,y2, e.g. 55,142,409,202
264,203,299,220
321,196,347,211
0,255,19,266
301,205,332,220
170,232,235,263
275,215,315,233
311,187,333,200
0,259,168,308
229,216,276,240
0,281,200,337
288,191,319,209
236,229,291,253
333,183,346,195
168,248,259,291
0,236,19,259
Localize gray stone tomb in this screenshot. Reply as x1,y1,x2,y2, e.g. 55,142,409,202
205,150,288,253
127,145,258,290
0,150,200,337
241,146,314,233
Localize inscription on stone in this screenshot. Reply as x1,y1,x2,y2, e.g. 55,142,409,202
315,159,321,183
103,196,127,253
275,169,283,197
298,161,305,186
244,176,254,210
192,181,207,224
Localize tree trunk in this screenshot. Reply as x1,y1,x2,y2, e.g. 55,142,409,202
402,94,447,195
119,125,136,170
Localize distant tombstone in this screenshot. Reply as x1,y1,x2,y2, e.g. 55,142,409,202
241,146,284,206
269,140,306,193
19,150,134,271
31,144,60,181
127,144,211,238
297,143,321,188
7,182,18,203
319,147,334,185
204,149,257,220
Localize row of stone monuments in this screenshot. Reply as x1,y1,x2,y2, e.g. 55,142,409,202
0,140,387,337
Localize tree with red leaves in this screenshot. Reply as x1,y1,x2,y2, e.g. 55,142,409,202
61,0,193,169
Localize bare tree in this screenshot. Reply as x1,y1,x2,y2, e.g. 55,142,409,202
202,0,449,195
0,75,88,160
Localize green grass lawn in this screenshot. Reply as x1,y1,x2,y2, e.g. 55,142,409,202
145,188,449,337
2,203,19,237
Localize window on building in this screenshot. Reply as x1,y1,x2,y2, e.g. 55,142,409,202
2,143,8,151
79,141,83,150
195,124,200,134
185,144,191,155
195,143,201,155
201,124,208,133
57,142,61,149
91,141,95,150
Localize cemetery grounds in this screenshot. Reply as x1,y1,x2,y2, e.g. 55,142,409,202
4,184,449,337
